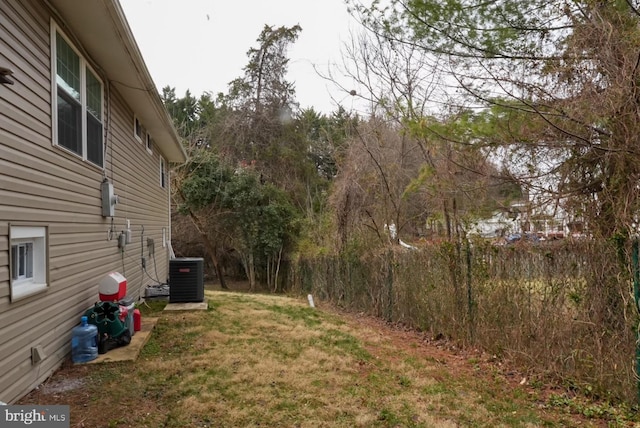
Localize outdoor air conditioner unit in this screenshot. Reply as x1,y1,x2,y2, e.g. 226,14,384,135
169,258,204,303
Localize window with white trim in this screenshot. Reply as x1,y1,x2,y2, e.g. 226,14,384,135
12,243,33,280
134,116,143,142
160,156,167,188
10,226,48,301
146,133,153,154
52,25,104,167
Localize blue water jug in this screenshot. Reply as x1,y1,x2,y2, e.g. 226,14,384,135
71,316,98,363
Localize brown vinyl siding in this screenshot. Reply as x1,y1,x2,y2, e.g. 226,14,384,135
0,0,173,403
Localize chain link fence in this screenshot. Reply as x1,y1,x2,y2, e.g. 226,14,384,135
287,239,638,403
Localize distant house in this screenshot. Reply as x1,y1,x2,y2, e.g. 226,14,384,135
0,0,186,403
469,211,519,239
469,201,575,241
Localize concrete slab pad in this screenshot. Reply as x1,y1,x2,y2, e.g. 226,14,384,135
164,301,208,311
86,317,158,364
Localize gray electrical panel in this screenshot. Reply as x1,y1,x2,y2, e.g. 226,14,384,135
101,180,116,217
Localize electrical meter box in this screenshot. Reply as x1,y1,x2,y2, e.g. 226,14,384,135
99,272,127,301
101,180,116,217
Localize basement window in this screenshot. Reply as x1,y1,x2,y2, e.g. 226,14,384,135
9,226,48,301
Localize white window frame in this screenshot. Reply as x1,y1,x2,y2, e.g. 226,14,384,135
50,22,104,167
9,225,48,301
134,116,143,143
146,133,153,154
160,156,167,188
12,242,33,281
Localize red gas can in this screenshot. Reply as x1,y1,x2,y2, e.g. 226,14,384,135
133,308,141,332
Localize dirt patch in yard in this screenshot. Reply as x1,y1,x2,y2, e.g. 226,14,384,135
332,308,546,393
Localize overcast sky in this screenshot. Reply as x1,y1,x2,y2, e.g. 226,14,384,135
119,0,361,114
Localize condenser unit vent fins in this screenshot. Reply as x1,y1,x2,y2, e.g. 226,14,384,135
169,257,204,303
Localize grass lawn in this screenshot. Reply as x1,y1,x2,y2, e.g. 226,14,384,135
19,290,637,427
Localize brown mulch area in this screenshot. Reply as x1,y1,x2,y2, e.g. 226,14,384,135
320,304,618,427
325,305,536,387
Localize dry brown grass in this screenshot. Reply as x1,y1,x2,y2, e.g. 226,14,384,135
18,289,632,427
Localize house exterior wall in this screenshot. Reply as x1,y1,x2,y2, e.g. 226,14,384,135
0,0,173,403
